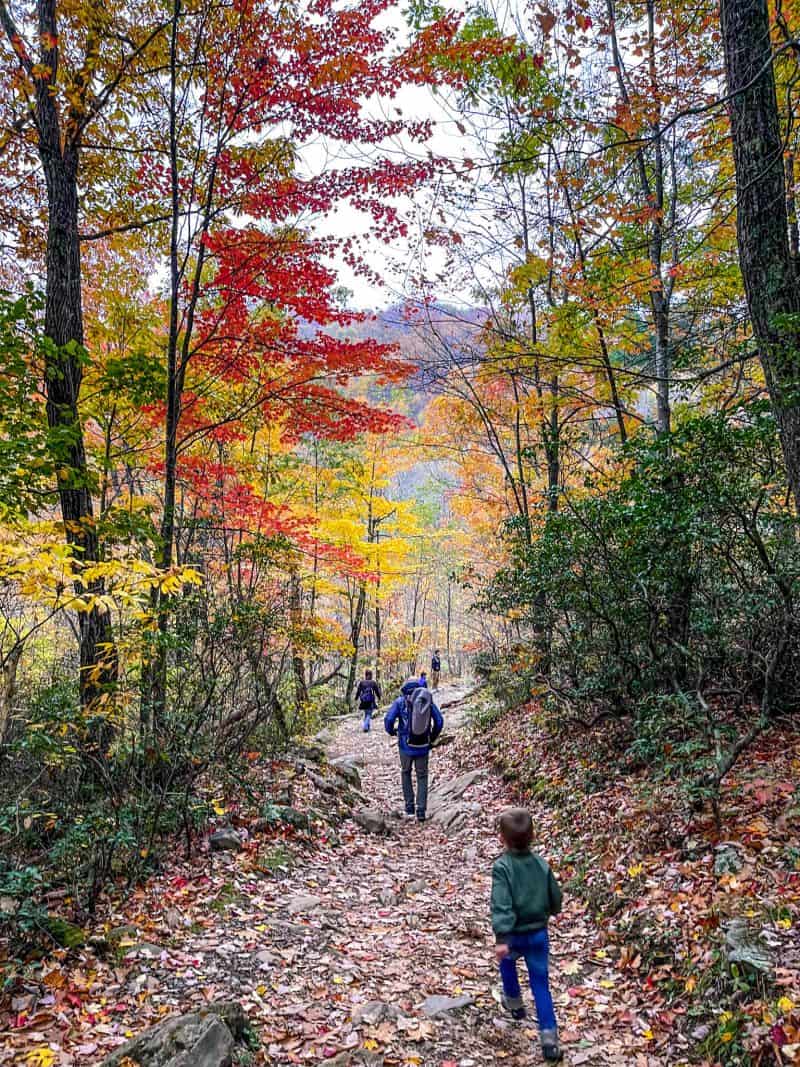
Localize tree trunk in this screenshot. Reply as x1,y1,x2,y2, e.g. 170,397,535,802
345,583,367,710
289,573,308,711
0,643,22,744
374,579,382,684
721,0,800,507
41,133,116,724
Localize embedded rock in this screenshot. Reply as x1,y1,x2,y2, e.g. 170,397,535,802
431,801,482,834
427,769,486,815
354,808,389,835
353,1000,399,1026
421,994,475,1018
714,842,744,877
101,1001,246,1067
209,828,244,852
724,919,774,976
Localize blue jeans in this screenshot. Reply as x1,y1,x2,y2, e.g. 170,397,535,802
499,928,557,1032
361,707,373,731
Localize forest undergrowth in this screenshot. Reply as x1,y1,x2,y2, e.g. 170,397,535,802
480,697,800,1065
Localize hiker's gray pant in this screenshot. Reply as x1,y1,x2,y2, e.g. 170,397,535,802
400,753,429,815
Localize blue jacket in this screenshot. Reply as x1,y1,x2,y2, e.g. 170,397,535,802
384,679,444,757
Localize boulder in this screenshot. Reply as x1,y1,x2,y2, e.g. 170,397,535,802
293,740,328,764
420,994,475,1018
427,769,485,815
714,842,744,877
431,801,482,835
354,808,389,835
253,806,311,833
101,1001,246,1067
209,828,244,852
330,756,363,789
724,919,774,977
333,751,367,768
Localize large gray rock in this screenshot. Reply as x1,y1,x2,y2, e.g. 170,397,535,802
724,919,774,976
427,769,485,815
330,756,363,788
252,806,311,833
420,994,475,1018
431,801,482,835
714,842,744,876
102,1002,246,1067
209,828,244,852
354,808,389,835
332,751,367,768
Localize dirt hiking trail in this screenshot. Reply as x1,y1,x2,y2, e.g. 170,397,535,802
3,684,668,1066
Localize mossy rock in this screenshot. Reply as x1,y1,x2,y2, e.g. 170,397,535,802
44,916,86,949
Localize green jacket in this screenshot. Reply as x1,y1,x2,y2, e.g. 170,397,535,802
491,849,562,943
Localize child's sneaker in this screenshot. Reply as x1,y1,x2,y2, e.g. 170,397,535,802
501,993,527,1021
540,1030,562,1062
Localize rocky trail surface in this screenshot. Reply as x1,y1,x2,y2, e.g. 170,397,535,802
2,685,670,1066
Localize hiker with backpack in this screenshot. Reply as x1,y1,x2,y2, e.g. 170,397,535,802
356,669,382,733
383,678,444,822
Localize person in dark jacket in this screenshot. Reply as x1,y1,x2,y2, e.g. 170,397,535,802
384,678,443,821
430,649,441,689
492,807,563,1061
355,669,382,732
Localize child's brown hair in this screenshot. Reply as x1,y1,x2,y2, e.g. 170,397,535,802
498,807,534,851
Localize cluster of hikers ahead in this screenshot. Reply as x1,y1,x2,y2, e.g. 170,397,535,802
350,656,564,1061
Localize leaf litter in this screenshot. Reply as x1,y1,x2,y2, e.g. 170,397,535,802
1,683,798,1065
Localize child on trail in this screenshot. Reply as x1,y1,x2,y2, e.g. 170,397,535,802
384,678,443,821
492,807,563,1062
355,669,381,732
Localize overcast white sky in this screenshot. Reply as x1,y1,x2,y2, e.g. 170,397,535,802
301,74,471,310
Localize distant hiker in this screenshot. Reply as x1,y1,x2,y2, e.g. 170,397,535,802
492,808,563,1062
384,678,443,822
356,669,382,733
419,669,428,688
431,649,441,690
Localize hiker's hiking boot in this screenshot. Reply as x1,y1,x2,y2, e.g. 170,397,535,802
416,811,427,823
501,994,527,1021
540,1029,562,1062
403,809,415,820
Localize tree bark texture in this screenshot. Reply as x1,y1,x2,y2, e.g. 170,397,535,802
31,1,117,717
721,0,800,507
